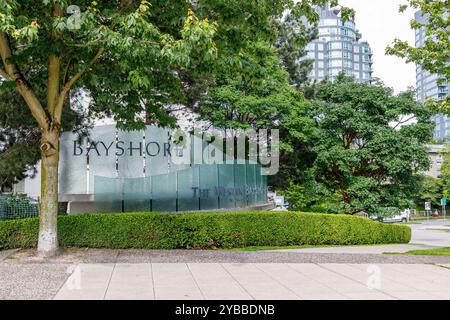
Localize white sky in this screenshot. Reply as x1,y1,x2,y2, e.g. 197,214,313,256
338,0,417,93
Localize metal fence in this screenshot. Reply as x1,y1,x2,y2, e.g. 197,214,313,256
0,194,39,220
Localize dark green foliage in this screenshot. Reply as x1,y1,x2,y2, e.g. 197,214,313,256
415,176,444,209
308,75,434,215
0,211,411,250
274,13,318,91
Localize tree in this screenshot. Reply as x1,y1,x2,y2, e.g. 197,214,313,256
309,75,434,215
416,176,443,209
196,41,315,186
198,42,307,127
386,0,449,112
0,0,218,257
440,144,450,197
0,0,344,256
274,13,318,92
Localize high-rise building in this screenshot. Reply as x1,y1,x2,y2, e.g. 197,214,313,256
303,6,373,84
415,10,449,142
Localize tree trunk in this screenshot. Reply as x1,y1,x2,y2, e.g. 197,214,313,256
37,128,60,257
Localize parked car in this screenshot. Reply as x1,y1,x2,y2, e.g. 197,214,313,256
370,208,410,223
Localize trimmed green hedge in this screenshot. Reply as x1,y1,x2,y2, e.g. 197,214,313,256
0,211,411,250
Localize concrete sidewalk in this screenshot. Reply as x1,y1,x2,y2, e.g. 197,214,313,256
53,263,450,300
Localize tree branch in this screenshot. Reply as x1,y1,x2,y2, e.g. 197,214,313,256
53,48,105,122
0,31,49,130
0,67,11,80
64,48,105,90
47,4,64,116
47,54,61,116
393,115,417,129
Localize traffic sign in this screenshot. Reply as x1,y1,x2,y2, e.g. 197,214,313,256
425,202,431,211
441,197,447,207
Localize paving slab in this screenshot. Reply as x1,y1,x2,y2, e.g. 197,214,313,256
104,263,154,300
54,264,115,300
252,263,347,300
347,264,450,300
187,263,252,300
287,264,395,299
221,263,301,300
151,263,204,300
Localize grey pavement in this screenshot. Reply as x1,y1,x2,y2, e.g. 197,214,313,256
51,263,450,300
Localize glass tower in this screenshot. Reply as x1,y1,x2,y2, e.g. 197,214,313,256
415,10,449,142
303,6,373,84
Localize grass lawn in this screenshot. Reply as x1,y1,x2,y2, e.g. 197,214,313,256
389,247,450,256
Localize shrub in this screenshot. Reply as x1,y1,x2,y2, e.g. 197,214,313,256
0,211,411,250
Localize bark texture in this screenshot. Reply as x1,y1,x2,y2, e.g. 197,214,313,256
37,129,60,257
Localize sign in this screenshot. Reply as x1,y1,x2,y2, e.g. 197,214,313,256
425,202,431,211
441,197,447,207
274,196,285,206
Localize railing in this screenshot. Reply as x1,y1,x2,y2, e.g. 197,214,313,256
0,194,39,220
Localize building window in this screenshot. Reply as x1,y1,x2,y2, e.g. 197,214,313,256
343,60,352,68
331,60,343,68
343,42,352,51
331,51,342,58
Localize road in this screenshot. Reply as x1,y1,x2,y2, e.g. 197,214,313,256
409,219,450,247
